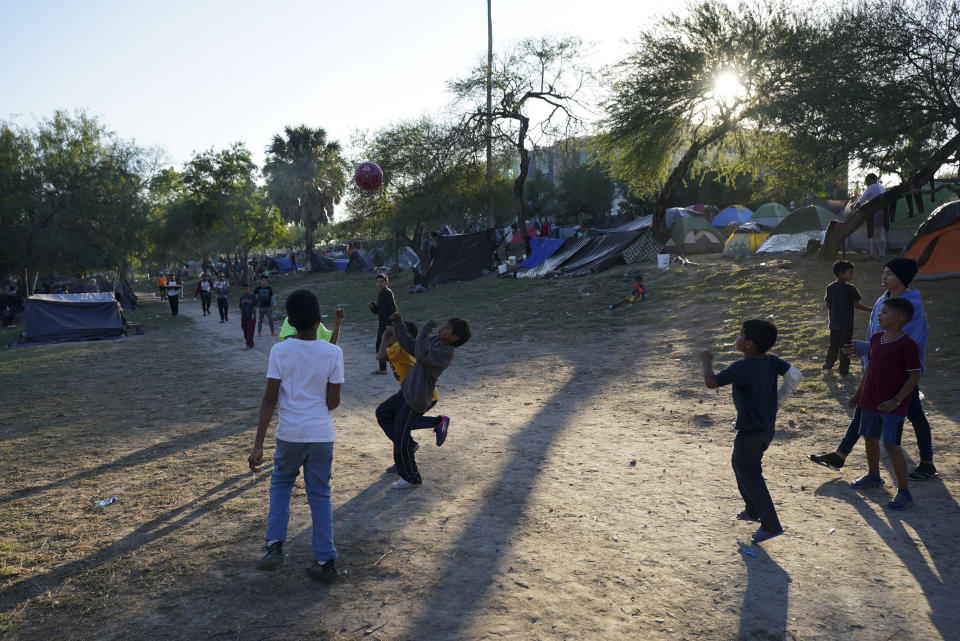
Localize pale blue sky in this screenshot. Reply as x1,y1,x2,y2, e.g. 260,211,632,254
1,0,673,168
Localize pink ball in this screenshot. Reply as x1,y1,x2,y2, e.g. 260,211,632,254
354,162,383,191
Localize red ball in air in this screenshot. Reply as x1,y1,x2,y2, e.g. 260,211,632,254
354,162,383,191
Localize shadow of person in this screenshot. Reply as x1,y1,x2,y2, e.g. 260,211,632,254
737,544,791,641
814,477,960,640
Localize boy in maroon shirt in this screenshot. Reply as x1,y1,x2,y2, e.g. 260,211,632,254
848,297,922,509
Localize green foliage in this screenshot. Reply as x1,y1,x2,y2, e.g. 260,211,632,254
149,144,283,264
556,160,615,222
263,125,347,252
344,118,514,248
0,111,153,277
600,1,811,201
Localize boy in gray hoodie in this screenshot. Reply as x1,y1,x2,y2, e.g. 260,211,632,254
376,311,471,489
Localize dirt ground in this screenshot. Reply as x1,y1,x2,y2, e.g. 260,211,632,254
1,260,959,641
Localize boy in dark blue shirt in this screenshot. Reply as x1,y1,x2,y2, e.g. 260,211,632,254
699,320,803,543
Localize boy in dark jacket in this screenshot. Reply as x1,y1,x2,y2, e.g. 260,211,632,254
376,311,471,488
368,273,397,374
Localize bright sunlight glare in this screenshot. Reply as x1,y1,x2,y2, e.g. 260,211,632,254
712,70,747,107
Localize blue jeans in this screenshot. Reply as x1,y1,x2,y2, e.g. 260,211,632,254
837,388,933,461
266,439,337,563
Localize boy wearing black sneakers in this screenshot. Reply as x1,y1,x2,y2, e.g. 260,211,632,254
377,312,470,489
248,289,345,581
699,320,803,544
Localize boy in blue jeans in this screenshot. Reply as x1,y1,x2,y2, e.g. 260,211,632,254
248,289,345,581
847,297,922,509
699,320,803,543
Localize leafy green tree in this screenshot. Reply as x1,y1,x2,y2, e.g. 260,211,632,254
450,37,590,253
0,111,153,287
263,125,347,255
601,1,812,243
344,118,513,263
809,0,960,257
556,160,615,223
151,144,284,282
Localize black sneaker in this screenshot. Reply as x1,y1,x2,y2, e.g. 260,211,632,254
256,540,284,570
908,462,937,481
809,452,845,470
308,559,340,583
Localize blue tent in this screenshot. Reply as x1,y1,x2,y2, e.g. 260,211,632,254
712,205,752,227
520,238,566,268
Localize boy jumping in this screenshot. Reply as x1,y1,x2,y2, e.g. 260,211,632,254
376,312,470,489
847,297,922,509
248,289,345,581
377,321,450,473
699,320,802,543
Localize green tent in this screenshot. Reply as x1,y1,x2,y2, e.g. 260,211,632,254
770,205,836,235
664,215,725,254
750,203,790,226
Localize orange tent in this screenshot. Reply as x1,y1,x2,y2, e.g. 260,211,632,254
902,200,960,279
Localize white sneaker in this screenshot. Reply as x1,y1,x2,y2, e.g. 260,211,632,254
391,478,419,490
821,368,832,376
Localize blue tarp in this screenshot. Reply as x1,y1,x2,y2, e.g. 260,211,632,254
520,238,566,268
273,256,294,272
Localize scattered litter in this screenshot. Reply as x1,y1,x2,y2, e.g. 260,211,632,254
95,497,118,508
935,347,941,352
629,460,636,467
722,318,734,323
740,547,756,557
828,528,836,535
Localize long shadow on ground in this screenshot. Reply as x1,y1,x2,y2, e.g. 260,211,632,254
815,478,960,640
0,419,249,506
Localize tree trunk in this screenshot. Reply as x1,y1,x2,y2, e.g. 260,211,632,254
819,130,960,260
485,0,494,229
651,126,727,244
513,115,531,255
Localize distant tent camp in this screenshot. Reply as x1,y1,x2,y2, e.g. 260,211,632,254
368,245,421,270
756,205,836,253
517,237,588,278
16,293,125,347
902,200,960,280
712,205,753,227
309,250,338,272
750,202,791,227
662,215,725,254
345,251,375,273
722,222,773,256
425,230,496,285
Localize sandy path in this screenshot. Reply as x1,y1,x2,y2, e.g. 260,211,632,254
147,299,960,641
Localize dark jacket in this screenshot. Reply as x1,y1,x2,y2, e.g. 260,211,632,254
369,287,397,329
392,315,455,413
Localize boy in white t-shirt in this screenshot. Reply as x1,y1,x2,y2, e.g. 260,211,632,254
248,289,345,582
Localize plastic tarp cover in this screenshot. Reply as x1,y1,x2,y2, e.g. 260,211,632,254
756,230,824,253
345,252,374,273
273,256,294,272
595,215,652,233
425,230,495,285
544,231,641,276
520,238,566,268
19,294,124,346
310,250,338,272
517,237,587,278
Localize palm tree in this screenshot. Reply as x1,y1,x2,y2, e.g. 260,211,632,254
263,125,346,256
